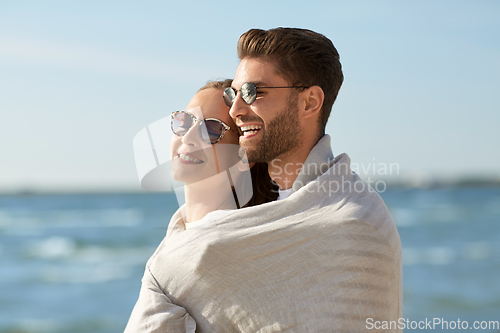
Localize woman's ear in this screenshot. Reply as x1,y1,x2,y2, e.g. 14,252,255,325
300,85,324,119
249,162,256,168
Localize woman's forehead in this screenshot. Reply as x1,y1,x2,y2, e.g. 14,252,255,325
187,89,233,125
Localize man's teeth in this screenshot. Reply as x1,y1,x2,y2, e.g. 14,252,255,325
240,125,262,136
241,125,262,131
178,154,203,163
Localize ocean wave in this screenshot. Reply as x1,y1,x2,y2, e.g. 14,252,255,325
40,263,133,284
0,318,113,333
0,208,144,231
1,318,61,333
402,241,493,266
23,236,155,265
390,207,418,227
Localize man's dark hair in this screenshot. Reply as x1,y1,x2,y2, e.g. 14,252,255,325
237,27,343,136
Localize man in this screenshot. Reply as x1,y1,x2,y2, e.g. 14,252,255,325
226,28,342,193
223,27,403,331
126,28,402,333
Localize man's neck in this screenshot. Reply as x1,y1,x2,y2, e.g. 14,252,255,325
267,144,313,190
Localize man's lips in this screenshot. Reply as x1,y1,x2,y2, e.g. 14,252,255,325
176,152,204,164
239,124,263,138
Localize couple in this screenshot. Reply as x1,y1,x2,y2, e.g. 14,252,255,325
126,27,402,332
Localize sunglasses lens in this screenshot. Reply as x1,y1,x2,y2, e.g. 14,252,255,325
172,112,193,136
241,82,257,104
223,87,236,107
204,120,224,143
223,84,257,107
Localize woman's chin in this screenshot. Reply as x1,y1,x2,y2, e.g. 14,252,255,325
171,163,208,185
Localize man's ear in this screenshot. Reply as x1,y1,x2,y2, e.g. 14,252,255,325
300,85,324,119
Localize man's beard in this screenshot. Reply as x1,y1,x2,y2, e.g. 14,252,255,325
246,94,302,163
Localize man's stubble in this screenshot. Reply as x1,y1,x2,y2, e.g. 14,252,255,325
245,93,302,163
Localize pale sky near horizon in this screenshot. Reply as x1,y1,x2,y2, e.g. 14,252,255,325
1,1,499,192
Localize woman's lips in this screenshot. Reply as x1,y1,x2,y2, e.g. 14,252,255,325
177,152,204,164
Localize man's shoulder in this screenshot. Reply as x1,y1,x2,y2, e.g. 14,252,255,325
291,158,400,248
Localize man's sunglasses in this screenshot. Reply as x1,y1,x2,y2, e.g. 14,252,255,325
223,82,308,108
171,111,231,144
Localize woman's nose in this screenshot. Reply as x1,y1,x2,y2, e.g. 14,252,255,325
181,122,203,147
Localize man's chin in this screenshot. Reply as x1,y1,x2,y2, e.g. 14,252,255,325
239,134,268,163
239,139,257,153
242,147,259,164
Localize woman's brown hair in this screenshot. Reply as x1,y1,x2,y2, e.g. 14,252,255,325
243,162,279,207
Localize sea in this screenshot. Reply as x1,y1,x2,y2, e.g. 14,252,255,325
0,187,499,332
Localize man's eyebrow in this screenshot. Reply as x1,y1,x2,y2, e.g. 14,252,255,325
231,81,267,90
252,81,267,87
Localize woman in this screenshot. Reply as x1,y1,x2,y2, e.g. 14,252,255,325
170,79,277,225
125,80,277,332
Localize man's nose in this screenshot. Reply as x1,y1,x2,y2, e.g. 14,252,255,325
229,92,250,121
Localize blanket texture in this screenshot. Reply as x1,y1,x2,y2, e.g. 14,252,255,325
125,135,402,332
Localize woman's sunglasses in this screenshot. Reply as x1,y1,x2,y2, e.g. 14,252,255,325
223,82,308,108
171,111,231,144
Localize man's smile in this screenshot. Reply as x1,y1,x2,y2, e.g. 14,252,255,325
239,124,263,138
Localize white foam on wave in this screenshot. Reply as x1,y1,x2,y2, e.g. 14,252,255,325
24,236,155,265
425,247,456,265
0,210,11,228
462,241,492,261
25,236,77,259
390,207,418,227
0,208,144,231
19,236,155,284
403,246,456,266
46,208,144,227
424,203,464,223
75,245,155,265
41,263,133,284
1,214,43,235
8,318,61,333
402,241,493,266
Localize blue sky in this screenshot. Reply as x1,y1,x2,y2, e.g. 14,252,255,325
1,0,499,192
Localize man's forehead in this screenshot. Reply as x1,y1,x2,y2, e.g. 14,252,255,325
232,58,282,88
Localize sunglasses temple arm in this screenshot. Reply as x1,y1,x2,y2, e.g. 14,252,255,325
211,145,221,174
224,167,241,209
